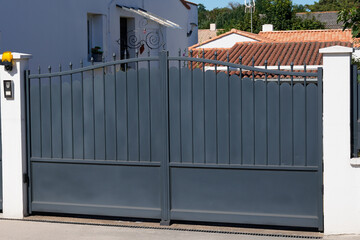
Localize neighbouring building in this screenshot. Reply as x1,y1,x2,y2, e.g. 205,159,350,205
0,0,198,71
296,11,343,29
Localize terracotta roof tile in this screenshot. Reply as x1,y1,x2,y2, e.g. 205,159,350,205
190,29,273,49
191,41,352,78
258,29,353,43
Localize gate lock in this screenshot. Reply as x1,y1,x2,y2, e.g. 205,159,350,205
0,51,14,71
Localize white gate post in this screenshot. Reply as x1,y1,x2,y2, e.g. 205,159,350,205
0,52,31,218
320,46,360,235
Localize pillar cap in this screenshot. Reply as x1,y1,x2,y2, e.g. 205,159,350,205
0,52,32,60
319,45,354,54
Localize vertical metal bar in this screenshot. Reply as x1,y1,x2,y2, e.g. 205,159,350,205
291,62,294,166
91,57,95,158
252,57,255,164
304,62,308,165
190,50,194,163
239,56,243,165
39,67,43,158
265,60,268,165
352,65,358,157
70,62,74,159
203,49,206,164
227,52,230,164
136,50,140,161
125,50,129,160
80,60,85,159
25,70,33,214
148,50,152,162
159,51,170,226
278,60,281,165
178,49,182,163
317,67,324,231
49,66,53,158
215,51,218,164
102,59,107,160
113,53,118,160
59,64,63,158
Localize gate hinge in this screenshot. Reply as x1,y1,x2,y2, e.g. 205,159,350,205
23,173,29,184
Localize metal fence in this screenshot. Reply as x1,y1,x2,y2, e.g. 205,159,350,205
26,51,324,230
351,65,360,157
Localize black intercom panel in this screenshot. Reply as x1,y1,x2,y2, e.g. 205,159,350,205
3,80,13,99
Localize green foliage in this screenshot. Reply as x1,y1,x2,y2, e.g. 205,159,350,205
197,0,326,32
292,16,326,30
307,0,359,12
338,4,360,38
263,0,294,30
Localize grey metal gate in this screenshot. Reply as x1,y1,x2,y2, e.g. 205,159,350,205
26,51,323,230
351,65,360,157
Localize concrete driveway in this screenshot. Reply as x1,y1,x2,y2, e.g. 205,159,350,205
0,218,358,240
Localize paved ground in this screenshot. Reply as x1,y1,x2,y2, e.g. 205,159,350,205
0,217,358,240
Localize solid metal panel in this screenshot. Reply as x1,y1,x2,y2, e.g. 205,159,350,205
138,68,151,162
61,75,74,159
242,78,255,165
0,163,2,209
169,67,181,163
127,69,140,162
150,68,163,162
31,162,161,216
217,72,230,164
170,210,318,228
104,72,116,160
204,70,217,164
229,75,242,164
193,68,205,164
280,83,293,166
72,73,85,159
30,78,41,157
170,167,319,227
116,70,128,161
306,84,318,166
267,82,280,165
40,78,52,158
254,80,267,165
94,73,106,160
31,202,160,219
293,83,306,166
180,68,193,163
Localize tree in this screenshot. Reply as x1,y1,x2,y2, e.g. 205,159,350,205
338,5,360,38
308,0,359,12
263,0,294,30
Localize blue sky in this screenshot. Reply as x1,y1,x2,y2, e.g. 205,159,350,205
192,0,316,10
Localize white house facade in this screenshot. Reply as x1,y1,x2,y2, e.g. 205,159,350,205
0,0,198,71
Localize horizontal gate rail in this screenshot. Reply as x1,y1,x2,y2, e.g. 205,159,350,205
169,56,319,78
28,57,159,79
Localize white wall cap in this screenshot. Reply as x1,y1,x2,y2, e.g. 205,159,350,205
0,52,32,60
319,45,354,54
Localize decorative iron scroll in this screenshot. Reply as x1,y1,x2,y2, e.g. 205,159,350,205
117,28,165,52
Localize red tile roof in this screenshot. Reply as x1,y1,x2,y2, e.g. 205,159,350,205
191,41,352,78
258,29,353,43
190,29,273,49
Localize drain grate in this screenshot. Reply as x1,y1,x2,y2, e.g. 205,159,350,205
0,218,323,239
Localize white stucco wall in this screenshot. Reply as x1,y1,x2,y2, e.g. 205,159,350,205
0,0,193,71
353,49,360,60
196,33,258,49
320,46,360,235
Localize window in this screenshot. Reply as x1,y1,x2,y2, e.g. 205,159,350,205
87,14,104,61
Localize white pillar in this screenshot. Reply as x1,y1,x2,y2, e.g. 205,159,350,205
0,52,31,218
320,46,360,235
